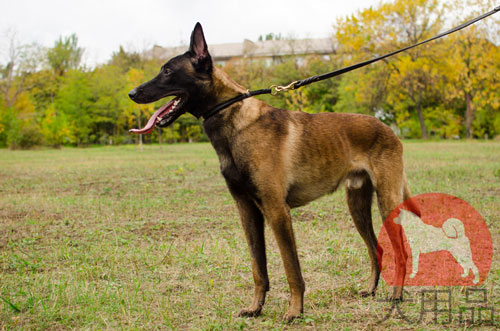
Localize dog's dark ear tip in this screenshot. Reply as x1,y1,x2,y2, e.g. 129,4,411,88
193,22,203,35
189,21,212,73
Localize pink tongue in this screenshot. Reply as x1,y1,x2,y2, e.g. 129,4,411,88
129,100,174,135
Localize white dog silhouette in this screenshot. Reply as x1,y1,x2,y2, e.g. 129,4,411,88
393,209,479,284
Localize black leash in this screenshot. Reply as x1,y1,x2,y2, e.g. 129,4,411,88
203,6,500,121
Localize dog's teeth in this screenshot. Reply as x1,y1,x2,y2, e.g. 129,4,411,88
157,117,163,122
168,99,181,113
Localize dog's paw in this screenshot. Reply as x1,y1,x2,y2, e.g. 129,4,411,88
388,294,403,302
282,310,302,323
237,307,262,318
358,289,375,297
409,272,417,278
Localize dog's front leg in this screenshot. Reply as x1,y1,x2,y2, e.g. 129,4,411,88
262,201,305,322
233,195,269,317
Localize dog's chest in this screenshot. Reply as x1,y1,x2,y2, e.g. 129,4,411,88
211,138,258,198
220,156,258,199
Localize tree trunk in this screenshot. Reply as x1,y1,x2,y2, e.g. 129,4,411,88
465,91,474,139
4,62,15,107
416,90,428,139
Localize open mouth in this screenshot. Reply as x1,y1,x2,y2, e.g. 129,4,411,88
129,96,185,134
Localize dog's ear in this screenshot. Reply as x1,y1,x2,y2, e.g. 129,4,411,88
189,22,212,73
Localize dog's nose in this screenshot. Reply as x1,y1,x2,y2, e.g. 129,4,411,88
128,88,138,100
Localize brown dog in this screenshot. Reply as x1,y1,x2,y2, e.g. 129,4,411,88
129,23,412,321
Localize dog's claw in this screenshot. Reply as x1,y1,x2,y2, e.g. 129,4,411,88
283,311,302,323
238,307,262,318
282,303,303,323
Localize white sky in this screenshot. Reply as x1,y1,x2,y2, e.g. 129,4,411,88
1,0,378,66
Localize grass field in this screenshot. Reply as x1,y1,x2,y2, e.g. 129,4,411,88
1,141,499,330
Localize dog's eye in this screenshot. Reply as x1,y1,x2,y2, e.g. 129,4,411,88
162,67,172,75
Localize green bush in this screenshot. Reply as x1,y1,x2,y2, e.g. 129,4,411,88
7,119,43,149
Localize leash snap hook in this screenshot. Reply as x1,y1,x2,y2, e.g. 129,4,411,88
270,80,299,95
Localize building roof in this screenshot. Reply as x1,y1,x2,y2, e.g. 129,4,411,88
146,38,336,61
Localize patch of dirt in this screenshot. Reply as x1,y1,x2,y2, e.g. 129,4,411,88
132,218,232,241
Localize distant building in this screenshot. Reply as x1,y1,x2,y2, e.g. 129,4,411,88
145,38,336,66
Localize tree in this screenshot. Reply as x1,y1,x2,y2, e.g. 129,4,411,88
53,70,94,145
333,4,397,118
334,64,390,114
125,68,154,150
40,104,73,147
334,0,445,138
442,0,500,138
258,33,283,41
0,30,44,148
0,30,42,108
383,0,445,139
91,64,127,141
3,91,42,149
47,34,83,76
109,46,143,72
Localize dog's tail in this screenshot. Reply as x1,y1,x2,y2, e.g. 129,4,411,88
442,218,466,238
401,172,421,217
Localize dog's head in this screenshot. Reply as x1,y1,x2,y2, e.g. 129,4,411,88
128,23,214,133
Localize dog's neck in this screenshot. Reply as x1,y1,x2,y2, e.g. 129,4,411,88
203,67,269,149
211,66,247,101
207,67,268,124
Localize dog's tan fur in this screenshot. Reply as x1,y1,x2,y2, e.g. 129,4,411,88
203,66,411,321
129,24,414,322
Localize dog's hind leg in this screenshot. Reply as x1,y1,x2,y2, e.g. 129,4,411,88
345,171,382,297
233,194,269,317
375,168,408,301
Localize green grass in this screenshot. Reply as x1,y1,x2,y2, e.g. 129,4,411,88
1,141,499,330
